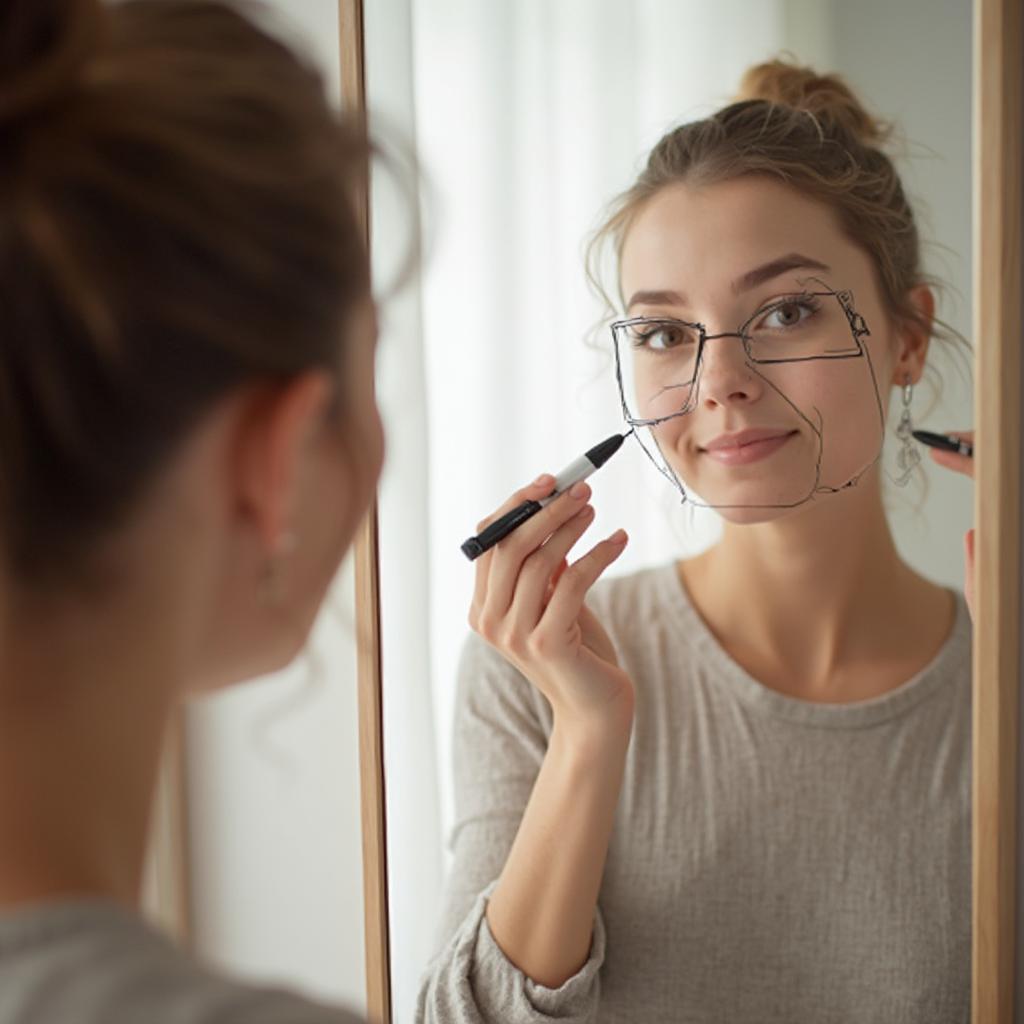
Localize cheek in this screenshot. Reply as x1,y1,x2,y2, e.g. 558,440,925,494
759,358,881,422
763,360,887,479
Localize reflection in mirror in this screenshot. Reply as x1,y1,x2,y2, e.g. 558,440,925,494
370,2,974,1021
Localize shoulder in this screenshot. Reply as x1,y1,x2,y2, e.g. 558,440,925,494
935,587,973,699
0,902,363,1024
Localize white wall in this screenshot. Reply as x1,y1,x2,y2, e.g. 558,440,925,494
826,0,974,581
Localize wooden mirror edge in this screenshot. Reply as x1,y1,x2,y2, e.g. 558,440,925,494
339,2,393,1022
972,0,1023,1019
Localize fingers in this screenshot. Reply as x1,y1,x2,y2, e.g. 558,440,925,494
947,429,974,444
470,474,593,639
470,474,556,626
483,482,592,622
928,446,974,480
506,503,596,633
537,529,629,638
474,474,556,535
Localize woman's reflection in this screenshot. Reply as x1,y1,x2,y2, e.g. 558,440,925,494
416,60,974,1024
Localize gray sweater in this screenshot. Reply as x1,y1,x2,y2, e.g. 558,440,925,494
0,898,365,1024
416,561,972,1024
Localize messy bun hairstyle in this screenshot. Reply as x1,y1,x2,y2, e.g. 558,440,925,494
734,59,896,149
586,55,970,431
0,0,371,590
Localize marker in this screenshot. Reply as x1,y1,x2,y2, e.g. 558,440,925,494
911,430,973,459
461,430,633,561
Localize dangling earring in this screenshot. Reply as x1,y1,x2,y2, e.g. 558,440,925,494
258,529,297,607
893,373,920,487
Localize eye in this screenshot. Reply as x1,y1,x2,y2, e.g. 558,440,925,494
757,297,820,331
631,321,697,352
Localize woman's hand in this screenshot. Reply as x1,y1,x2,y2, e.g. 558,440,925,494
926,430,975,621
469,474,634,735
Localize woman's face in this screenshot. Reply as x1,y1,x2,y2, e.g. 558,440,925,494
618,175,906,524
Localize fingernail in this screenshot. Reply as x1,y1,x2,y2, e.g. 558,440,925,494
534,473,553,486
609,529,627,545
569,481,590,500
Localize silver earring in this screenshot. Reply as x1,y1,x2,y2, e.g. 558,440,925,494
893,374,920,487
258,529,297,607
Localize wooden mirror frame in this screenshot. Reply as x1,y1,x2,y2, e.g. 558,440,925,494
140,0,1022,1022
972,0,1022,1020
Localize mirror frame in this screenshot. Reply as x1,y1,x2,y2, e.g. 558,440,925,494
337,3,393,1022
972,0,1022,1019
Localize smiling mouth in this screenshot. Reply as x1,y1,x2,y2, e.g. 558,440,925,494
698,430,799,465
698,430,798,453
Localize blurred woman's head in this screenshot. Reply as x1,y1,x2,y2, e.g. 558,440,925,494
0,0,382,689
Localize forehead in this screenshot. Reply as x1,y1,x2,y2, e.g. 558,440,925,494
619,176,866,305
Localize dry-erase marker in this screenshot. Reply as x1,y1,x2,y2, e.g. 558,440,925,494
911,430,974,458
461,430,633,561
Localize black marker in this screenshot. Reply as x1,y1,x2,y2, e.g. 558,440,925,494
461,430,633,561
912,430,974,459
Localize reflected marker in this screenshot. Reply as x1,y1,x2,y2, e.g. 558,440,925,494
461,430,634,561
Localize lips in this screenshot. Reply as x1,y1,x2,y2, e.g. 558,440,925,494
700,428,797,452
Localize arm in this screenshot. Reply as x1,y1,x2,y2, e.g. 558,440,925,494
485,711,629,988
417,473,633,1023
415,633,614,1024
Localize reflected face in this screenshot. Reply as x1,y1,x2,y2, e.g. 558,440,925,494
618,176,897,523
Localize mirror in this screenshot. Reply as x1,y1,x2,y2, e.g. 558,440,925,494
364,2,979,1021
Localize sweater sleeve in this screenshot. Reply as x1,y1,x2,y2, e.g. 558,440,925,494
414,631,606,1023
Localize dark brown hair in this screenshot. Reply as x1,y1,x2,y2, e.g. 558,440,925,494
585,57,971,413
0,0,371,590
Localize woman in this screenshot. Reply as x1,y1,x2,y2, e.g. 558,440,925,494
0,1,383,1021
417,61,975,1023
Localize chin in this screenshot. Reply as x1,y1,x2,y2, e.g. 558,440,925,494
712,502,799,526
669,459,821,519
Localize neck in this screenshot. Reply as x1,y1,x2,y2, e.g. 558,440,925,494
0,580,184,911
681,470,951,696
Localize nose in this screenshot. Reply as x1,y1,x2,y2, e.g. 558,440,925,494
696,331,763,408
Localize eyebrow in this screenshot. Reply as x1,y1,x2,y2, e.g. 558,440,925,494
626,253,831,310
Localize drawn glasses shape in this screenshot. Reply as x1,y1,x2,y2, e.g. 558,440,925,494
612,285,869,428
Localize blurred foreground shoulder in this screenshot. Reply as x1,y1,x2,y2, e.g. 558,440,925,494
0,900,365,1024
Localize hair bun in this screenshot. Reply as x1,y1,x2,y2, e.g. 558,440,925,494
735,56,893,148
0,0,103,125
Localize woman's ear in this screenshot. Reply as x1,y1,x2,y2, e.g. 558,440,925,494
893,283,935,385
233,370,336,554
